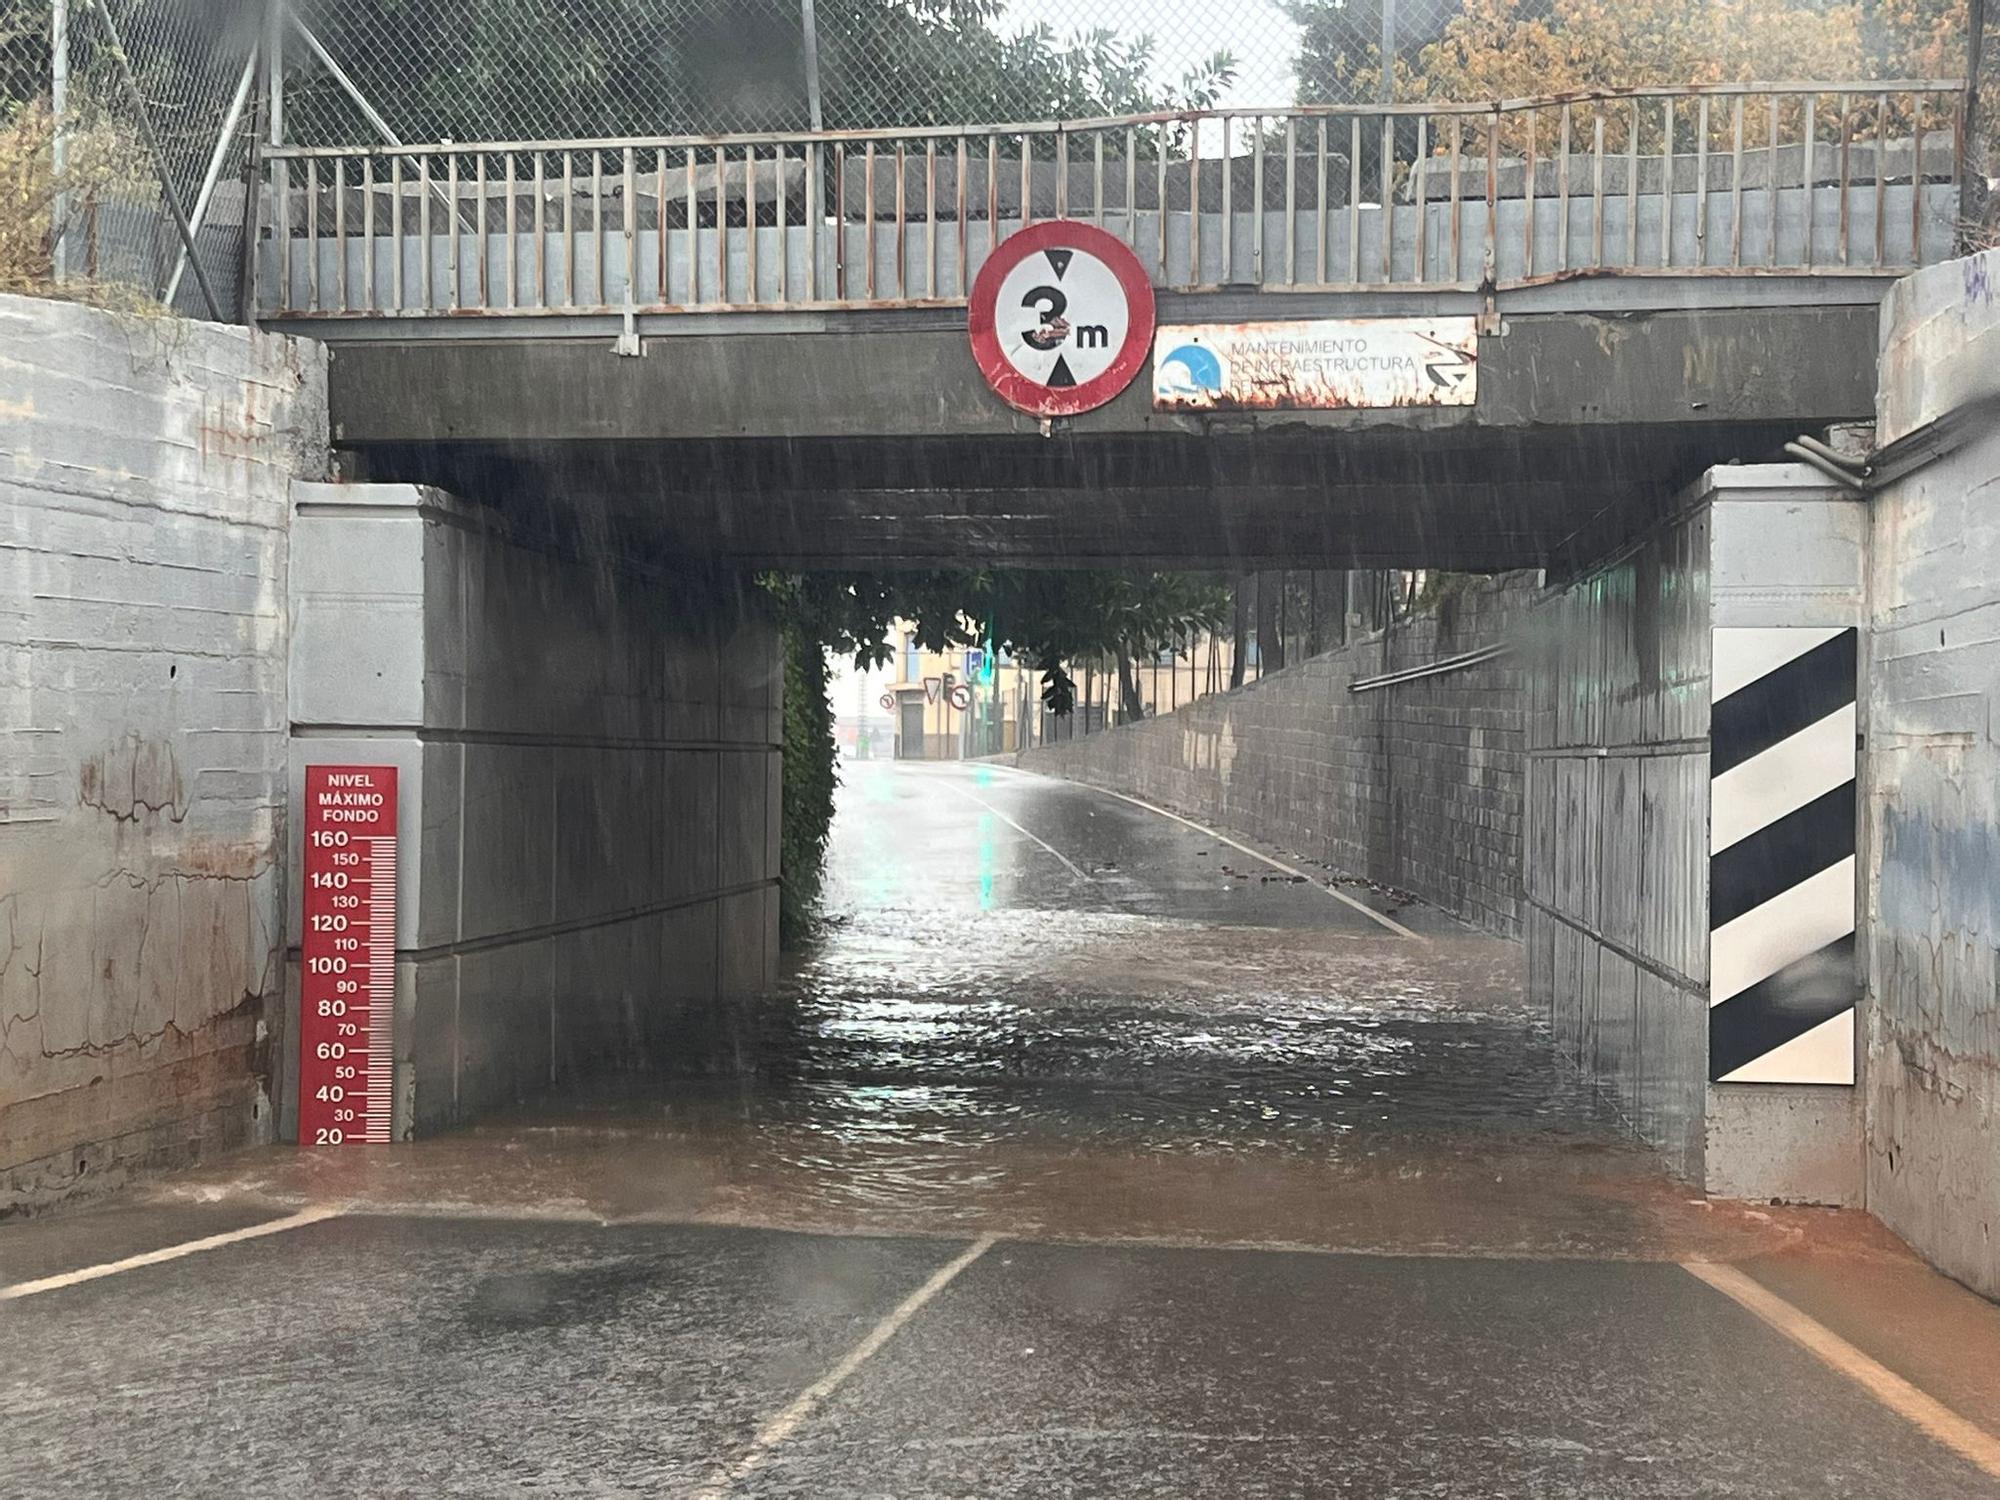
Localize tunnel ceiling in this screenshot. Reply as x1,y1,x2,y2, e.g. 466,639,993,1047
352,421,1807,572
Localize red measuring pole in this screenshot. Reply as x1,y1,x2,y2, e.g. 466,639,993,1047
299,764,398,1146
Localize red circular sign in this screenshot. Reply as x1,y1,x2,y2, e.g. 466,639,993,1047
967,220,1156,418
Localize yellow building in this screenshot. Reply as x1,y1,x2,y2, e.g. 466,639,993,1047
884,625,1031,759
885,625,1277,758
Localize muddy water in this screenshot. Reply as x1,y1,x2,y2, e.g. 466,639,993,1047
583,907,1688,1252
175,764,1794,1261
747,921,1599,1168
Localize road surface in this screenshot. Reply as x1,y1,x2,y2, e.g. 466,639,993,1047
5,761,1999,1497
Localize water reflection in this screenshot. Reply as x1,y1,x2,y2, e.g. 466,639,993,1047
633,919,1625,1243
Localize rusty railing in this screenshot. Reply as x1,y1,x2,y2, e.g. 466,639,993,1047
259,80,1967,319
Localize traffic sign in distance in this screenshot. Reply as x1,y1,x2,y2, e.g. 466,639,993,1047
948,683,973,711
968,221,1156,418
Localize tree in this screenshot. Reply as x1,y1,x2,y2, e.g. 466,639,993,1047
288,0,1236,142
1293,0,1978,109
766,568,1230,717
1289,0,1980,163
1288,0,1464,104
1403,0,1869,101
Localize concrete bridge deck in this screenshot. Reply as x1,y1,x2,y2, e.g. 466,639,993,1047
265,86,1965,571
324,290,1879,571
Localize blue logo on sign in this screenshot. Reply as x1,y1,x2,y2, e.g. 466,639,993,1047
1156,342,1225,399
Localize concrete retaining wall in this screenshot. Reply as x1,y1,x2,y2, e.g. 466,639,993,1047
287,485,780,1136
1865,249,2000,1299
1016,574,1534,936
0,295,329,1211
1525,509,1712,1182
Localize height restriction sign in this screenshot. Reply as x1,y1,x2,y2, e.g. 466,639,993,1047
968,221,1156,418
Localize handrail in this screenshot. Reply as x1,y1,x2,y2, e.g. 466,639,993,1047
256,79,1969,320
1350,644,1511,694
261,81,1967,159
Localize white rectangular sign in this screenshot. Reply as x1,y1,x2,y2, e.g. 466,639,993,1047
1152,317,1479,411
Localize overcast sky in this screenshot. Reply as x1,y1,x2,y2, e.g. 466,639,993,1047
1000,0,1303,111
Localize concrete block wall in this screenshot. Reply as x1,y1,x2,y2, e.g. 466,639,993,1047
1016,573,1535,936
1525,509,1712,1181
288,485,780,1137
1864,249,2000,1299
0,295,329,1211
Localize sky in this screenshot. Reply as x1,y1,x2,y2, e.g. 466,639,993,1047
830,651,897,732
1000,0,1304,112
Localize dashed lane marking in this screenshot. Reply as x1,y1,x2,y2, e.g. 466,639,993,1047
1,1206,345,1301
1683,1259,2000,1480
691,1233,1000,1497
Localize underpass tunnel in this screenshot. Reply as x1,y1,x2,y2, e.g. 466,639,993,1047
12,44,2000,1493
292,365,1875,1215
256,135,1946,1221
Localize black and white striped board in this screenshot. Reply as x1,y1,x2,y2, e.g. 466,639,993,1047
1709,626,1859,1085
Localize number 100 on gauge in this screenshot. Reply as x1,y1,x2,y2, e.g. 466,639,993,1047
300,764,398,1147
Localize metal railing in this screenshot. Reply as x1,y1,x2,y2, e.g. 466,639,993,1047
259,81,1966,320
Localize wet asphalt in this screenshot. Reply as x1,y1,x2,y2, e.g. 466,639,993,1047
4,760,1998,1497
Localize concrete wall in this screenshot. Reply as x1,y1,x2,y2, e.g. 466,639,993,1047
1525,510,1712,1181
1701,471,1868,1206
0,295,328,1210
1865,249,2000,1298
1016,573,1533,936
287,485,780,1137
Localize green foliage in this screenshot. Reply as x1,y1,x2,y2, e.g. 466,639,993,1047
763,566,1228,943
777,616,837,949
291,0,1236,142
773,568,1230,715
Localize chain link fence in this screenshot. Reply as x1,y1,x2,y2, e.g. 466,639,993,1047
2,0,259,314
3,0,1990,316
277,0,1980,141
274,0,1999,240
1977,0,1998,241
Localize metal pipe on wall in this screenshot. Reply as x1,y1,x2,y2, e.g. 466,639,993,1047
800,0,824,132
50,0,68,281
266,0,284,146
81,0,224,319
164,49,259,306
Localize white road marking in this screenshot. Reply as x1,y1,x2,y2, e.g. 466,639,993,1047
1683,1260,2000,1480
986,767,1421,940
0,1206,345,1301
941,780,1092,881
692,1233,999,1497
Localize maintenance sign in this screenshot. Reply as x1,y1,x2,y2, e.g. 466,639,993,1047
1152,318,1479,411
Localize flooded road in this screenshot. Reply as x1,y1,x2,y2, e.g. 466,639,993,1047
105,759,1766,1256
9,761,2000,1497
668,759,1643,1237
283,755,1724,1259
785,760,1587,1162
